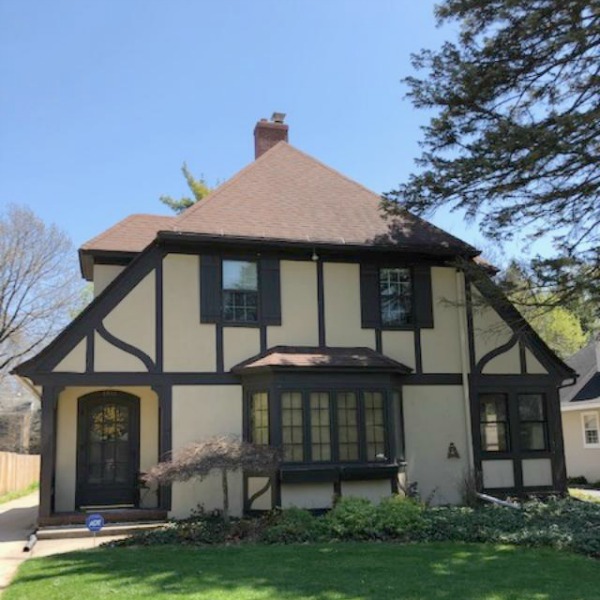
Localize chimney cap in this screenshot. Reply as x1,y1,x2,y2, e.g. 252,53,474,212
271,112,286,124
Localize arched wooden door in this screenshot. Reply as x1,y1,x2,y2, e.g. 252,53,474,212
76,391,140,508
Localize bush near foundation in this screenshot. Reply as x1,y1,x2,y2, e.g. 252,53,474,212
107,496,600,558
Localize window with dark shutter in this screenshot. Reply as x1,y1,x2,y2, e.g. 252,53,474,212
413,265,434,328
259,257,281,326
360,263,380,328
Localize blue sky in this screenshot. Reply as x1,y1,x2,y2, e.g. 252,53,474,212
0,0,528,265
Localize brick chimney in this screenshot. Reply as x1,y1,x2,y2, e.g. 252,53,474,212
254,112,288,159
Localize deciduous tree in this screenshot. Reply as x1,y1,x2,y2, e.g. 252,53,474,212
0,205,80,378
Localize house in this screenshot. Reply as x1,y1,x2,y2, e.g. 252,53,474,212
13,114,575,521
560,339,600,484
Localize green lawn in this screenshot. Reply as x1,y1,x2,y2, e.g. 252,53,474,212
5,543,599,600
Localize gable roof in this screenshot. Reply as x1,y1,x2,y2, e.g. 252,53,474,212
561,340,600,405
169,142,477,255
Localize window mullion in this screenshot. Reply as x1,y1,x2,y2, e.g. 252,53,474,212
357,391,367,463
331,393,340,463
303,392,311,463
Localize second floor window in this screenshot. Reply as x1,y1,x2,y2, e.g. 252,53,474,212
380,268,412,326
223,260,258,323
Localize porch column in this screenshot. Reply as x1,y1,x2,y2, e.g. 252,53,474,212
39,386,59,518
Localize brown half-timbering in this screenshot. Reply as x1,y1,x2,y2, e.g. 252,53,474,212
76,391,140,508
155,384,172,510
39,386,60,518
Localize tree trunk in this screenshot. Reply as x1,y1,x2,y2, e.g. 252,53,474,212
221,468,229,525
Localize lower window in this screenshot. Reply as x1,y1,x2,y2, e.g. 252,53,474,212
478,391,549,453
249,389,392,465
281,389,389,464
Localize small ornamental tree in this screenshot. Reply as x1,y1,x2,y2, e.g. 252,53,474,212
144,436,280,524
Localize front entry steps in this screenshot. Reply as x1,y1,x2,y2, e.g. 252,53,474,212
38,508,167,528
37,520,166,540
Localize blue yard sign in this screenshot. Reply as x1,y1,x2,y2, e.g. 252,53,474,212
85,513,104,533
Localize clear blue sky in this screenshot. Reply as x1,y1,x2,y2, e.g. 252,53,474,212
0,0,532,265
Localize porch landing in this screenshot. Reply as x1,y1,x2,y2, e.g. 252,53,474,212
38,508,167,528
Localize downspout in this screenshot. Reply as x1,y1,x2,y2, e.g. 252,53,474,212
456,269,474,470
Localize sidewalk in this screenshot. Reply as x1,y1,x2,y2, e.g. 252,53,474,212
0,492,126,595
0,491,38,594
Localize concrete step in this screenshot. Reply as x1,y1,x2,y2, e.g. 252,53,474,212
36,521,167,540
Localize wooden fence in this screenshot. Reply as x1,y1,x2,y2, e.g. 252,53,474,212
0,451,40,496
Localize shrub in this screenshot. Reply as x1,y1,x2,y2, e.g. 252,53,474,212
260,507,326,543
374,496,426,540
325,497,378,540
567,475,589,486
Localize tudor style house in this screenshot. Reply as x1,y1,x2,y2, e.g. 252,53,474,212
14,114,575,521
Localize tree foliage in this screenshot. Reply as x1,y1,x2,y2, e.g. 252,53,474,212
499,262,589,358
0,205,80,378
386,0,600,303
159,162,211,214
144,436,281,523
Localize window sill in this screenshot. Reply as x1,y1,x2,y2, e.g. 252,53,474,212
280,462,403,484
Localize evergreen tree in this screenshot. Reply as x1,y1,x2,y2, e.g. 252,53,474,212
386,0,600,305
160,162,211,214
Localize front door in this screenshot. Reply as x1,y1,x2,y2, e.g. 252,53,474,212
76,391,140,508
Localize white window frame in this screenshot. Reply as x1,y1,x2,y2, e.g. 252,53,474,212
581,411,600,449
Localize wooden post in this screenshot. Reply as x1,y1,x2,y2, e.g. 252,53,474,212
39,387,59,518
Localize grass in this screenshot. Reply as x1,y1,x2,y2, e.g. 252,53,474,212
5,543,600,600
569,488,600,504
0,481,38,505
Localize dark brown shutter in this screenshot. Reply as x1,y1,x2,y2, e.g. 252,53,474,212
259,257,281,325
200,255,221,323
413,265,434,328
360,263,380,328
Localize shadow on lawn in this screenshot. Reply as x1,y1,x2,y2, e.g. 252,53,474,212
10,543,598,599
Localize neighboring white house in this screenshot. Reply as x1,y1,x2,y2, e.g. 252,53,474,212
561,339,600,484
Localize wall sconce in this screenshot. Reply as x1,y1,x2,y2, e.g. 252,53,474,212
311,249,319,262
447,442,460,459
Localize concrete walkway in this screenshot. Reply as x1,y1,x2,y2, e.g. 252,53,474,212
0,491,38,594
0,492,126,595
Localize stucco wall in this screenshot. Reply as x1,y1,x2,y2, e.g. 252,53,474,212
562,410,600,482
268,260,319,347
102,271,155,361
223,328,260,371
94,265,125,296
323,262,375,348
403,385,469,504
281,483,334,509
55,386,159,512
421,267,462,373
382,331,415,370
53,339,86,373
163,254,217,372
170,385,243,518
